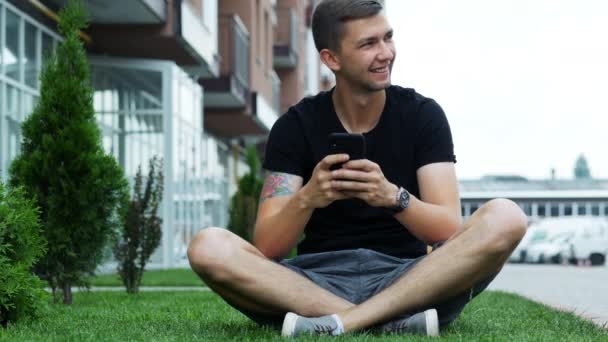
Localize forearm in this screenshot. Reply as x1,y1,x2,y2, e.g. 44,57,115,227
394,194,461,244
253,190,314,259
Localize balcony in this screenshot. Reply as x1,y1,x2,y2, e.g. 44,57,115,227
273,7,298,69
200,14,250,109
45,0,166,24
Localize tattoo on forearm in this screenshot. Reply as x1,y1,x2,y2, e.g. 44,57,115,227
260,172,297,202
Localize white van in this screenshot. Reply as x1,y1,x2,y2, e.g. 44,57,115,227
511,217,608,265
567,218,608,266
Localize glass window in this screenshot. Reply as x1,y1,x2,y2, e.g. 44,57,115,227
591,203,600,216
0,4,3,67
470,203,479,215
41,32,54,59
564,203,573,216
537,203,546,217
24,21,37,88
5,9,20,80
22,92,36,120
579,204,587,216
550,203,559,217
6,84,19,120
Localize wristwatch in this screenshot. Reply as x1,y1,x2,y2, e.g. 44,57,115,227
387,187,410,214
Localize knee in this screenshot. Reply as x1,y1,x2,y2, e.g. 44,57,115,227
476,198,528,255
187,227,237,282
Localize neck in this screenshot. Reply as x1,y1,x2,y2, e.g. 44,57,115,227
332,83,387,134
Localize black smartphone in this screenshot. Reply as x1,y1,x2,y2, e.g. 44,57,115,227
328,133,366,170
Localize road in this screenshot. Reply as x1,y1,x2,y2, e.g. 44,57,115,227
488,263,608,327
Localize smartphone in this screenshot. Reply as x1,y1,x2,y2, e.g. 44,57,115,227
328,133,366,170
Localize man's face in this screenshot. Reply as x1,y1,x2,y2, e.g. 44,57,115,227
335,13,396,92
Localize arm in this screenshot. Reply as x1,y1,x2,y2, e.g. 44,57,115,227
332,160,461,245
393,162,461,244
253,172,309,259
254,154,351,259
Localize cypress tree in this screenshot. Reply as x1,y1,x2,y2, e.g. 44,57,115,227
9,0,129,304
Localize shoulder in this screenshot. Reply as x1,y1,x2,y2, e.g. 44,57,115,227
269,90,331,137
388,85,439,111
388,86,446,123
271,90,331,131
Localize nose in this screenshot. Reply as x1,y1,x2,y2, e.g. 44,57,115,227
377,40,395,62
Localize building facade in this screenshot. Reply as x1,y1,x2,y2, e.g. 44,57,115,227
1,0,327,268
460,176,608,221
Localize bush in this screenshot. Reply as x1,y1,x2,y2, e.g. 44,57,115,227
0,182,47,326
228,146,263,242
8,0,129,304
113,157,164,293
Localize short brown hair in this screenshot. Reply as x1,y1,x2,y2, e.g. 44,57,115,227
312,0,384,52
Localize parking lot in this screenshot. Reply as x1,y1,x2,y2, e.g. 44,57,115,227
488,264,608,327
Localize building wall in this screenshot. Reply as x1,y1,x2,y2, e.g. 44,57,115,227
275,0,307,114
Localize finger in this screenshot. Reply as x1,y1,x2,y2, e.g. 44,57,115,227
331,169,375,182
342,159,379,172
332,180,372,192
342,191,367,201
332,191,349,201
320,154,350,170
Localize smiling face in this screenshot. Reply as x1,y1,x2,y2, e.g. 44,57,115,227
329,13,396,92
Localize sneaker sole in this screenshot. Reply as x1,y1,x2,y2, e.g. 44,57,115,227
425,309,439,337
281,312,299,337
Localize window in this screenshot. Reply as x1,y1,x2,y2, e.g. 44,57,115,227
24,20,37,88
550,203,559,217
564,203,573,216
591,203,600,216
5,8,19,80
201,0,217,34
579,204,587,216
537,203,546,217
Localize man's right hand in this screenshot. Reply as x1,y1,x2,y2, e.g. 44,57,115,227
299,154,351,209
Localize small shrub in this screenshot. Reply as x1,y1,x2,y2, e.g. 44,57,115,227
113,157,164,293
0,182,47,326
228,146,263,242
8,0,130,304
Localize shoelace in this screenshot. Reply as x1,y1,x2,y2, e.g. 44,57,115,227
312,322,336,334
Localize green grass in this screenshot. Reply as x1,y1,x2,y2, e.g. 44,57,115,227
89,268,205,287
2,291,606,341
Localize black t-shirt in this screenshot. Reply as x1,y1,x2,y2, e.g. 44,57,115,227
263,85,456,259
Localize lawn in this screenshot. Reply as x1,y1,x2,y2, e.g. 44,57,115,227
2,291,607,341
89,268,204,287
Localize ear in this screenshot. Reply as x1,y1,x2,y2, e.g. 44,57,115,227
319,48,341,72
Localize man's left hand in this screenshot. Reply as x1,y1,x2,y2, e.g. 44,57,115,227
330,159,398,207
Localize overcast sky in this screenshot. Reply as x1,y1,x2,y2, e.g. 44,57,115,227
386,0,608,180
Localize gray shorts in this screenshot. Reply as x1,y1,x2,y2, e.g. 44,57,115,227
228,247,494,330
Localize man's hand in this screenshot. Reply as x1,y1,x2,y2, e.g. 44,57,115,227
300,154,351,209
331,159,398,208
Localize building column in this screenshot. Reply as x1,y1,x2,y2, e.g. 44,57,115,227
531,202,538,218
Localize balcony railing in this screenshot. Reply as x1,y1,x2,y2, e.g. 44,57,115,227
271,71,281,113
273,7,298,68
201,14,250,108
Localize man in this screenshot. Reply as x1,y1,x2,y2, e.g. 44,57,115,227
188,0,527,337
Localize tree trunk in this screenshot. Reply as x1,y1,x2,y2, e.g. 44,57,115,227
63,282,72,304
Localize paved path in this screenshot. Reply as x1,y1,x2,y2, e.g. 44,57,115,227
488,264,608,327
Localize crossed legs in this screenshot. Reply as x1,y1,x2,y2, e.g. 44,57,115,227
187,198,527,332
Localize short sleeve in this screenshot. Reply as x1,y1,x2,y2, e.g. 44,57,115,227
262,112,308,177
414,99,457,170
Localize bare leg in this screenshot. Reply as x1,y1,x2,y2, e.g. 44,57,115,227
337,198,528,332
187,228,354,317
